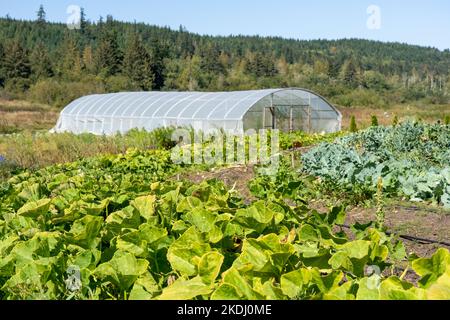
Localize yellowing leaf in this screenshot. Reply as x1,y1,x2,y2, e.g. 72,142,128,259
198,251,224,285
131,195,156,221
17,199,51,218
167,227,210,276
157,276,213,300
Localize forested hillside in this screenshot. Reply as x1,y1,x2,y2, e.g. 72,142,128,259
0,6,449,108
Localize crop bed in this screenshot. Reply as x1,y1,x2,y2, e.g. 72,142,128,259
302,122,450,208
0,147,449,300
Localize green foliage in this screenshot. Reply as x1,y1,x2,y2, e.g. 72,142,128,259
27,77,105,108
36,5,46,25
340,57,360,88
371,115,379,127
392,115,399,127
123,33,154,90
302,122,450,208
362,70,389,91
94,28,122,77
0,128,177,176
2,40,31,81
30,42,53,79
279,131,345,150
444,115,450,125
0,148,448,300
350,116,358,132
0,15,449,107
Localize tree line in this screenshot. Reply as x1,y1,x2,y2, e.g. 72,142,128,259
0,5,449,108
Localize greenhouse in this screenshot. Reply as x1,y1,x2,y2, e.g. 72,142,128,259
52,88,342,135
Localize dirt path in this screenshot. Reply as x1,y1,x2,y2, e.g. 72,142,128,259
345,203,450,257
174,165,450,258
174,165,257,204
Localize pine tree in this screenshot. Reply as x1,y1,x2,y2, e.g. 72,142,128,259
177,55,202,90
36,5,46,25
3,40,31,80
30,42,53,78
123,33,154,90
80,8,87,34
371,115,379,126
82,46,95,74
349,116,358,132
244,51,277,77
94,29,122,76
201,43,224,74
341,58,359,87
149,38,167,90
59,36,82,79
0,43,4,86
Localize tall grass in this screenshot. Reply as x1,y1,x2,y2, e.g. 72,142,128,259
0,128,176,180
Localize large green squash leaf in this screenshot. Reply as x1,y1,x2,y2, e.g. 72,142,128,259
93,250,149,291
167,227,210,276
157,276,213,300
131,195,156,221
198,251,224,285
66,215,103,249
412,248,450,288
17,199,51,218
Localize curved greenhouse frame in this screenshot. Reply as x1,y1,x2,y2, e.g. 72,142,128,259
53,88,342,135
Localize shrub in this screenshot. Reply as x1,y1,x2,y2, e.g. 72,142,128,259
4,78,32,96
445,115,450,125
349,116,358,132
371,115,379,127
27,79,65,106
104,75,136,92
392,115,399,127
333,89,387,108
28,77,106,108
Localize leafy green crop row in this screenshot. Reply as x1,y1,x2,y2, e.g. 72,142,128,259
302,122,450,208
279,131,345,150
0,148,449,300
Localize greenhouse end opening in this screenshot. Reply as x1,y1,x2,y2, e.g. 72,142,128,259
52,88,342,135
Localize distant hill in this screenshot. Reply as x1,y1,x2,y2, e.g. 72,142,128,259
0,14,449,108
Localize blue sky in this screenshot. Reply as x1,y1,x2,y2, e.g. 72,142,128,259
1,0,449,50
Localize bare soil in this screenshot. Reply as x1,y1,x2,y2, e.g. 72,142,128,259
174,165,257,204
346,203,450,257
176,165,450,259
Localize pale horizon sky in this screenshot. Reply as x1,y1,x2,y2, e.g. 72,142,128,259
1,0,449,50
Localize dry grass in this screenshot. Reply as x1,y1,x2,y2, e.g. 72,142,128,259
2,98,449,133
338,104,450,129
0,99,59,133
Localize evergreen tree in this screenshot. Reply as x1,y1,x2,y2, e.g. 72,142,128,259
149,38,167,90
94,29,122,76
0,43,4,86
371,115,379,126
30,42,53,78
59,36,82,79
80,8,87,34
3,40,31,80
341,57,360,87
36,5,46,25
177,55,202,90
349,116,358,132
123,33,154,90
82,45,95,74
201,43,224,74
245,51,277,77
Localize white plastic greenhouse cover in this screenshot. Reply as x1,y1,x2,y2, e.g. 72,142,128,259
52,88,342,135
